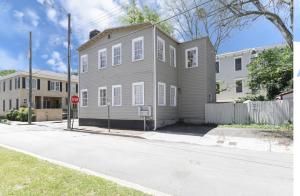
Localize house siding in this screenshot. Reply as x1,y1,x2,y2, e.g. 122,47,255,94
178,38,213,124
155,29,179,127
77,24,216,129
78,26,155,122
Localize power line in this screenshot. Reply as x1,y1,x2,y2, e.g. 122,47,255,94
50,0,236,69
63,0,213,63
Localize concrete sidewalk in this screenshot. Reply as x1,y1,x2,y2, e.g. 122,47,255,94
14,120,292,154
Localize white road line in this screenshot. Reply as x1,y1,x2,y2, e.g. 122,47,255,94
0,143,171,196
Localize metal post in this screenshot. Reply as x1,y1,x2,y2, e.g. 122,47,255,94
144,116,146,131
28,31,32,125
107,103,110,132
67,13,71,129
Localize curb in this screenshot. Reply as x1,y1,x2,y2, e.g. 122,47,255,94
64,128,145,139
0,143,171,196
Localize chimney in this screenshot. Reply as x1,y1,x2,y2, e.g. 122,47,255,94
89,29,100,39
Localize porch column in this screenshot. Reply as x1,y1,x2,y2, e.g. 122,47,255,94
41,96,44,109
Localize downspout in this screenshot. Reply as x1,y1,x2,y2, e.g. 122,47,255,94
153,25,157,130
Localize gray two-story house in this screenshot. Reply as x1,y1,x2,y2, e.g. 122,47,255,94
77,23,216,130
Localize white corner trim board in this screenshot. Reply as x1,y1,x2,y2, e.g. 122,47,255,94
0,143,171,196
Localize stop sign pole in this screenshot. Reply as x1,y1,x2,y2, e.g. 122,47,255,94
71,96,79,129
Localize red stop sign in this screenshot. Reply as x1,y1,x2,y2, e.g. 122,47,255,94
71,95,79,104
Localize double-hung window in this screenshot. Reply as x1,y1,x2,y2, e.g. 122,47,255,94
157,36,165,62
169,46,176,67
81,54,88,73
50,81,60,91
132,37,144,61
9,79,12,91
216,61,219,73
158,82,166,106
112,85,122,106
112,43,122,66
98,49,107,69
185,47,198,68
98,87,107,106
26,78,37,89
170,85,177,107
235,80,243,93
235,57,242,71
80,89,88,107
132,82,144,106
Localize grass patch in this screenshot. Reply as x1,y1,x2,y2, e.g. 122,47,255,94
217,123,293,131
0,147,149,196
218,123,293,138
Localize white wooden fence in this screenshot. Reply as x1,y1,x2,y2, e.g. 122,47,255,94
205,100,293,125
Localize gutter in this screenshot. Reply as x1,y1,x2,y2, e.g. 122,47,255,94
153,25,157,130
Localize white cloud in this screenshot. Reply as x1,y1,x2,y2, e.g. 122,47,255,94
58,17,68,29
47,8,57,23
13,10,24,21
58,0,127,42
0,49,27,70
26,9,40,27
46,51,67,72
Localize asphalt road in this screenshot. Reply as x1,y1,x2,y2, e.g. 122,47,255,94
0,123,293,196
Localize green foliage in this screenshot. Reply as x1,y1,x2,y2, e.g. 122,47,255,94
0,70,16,76
6,107,36,122
247,46,293,100
236,95,266,103
120,0,173,36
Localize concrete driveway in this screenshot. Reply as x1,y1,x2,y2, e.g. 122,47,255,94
0,122,293,196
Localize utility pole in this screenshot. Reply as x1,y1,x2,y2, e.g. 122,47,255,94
28,31,32,125
67,13,71,129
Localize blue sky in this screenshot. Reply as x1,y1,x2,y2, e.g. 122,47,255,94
0,0,293,73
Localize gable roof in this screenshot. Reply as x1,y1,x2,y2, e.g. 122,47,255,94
77,23,153,51
77,22,211,52
0,70,78,82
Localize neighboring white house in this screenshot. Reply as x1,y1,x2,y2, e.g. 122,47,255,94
216,44,285,102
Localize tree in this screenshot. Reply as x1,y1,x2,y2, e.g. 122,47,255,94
0,70,16,76
247,46,293,100
120,0,173,36
164,0,246,51
218,0,293,49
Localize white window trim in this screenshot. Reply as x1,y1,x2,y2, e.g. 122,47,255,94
185,47,198,68
132,36,144,62
98,86,107,107
80,89,88,107
234,78,244,93
112,85,122,106
234,56,243,72
132,82,144,106
170,85,177,107
98,48,107,69
49,80,60,92
80,54,88,73
157,36,165,62
26,78,37,89
112,43,122,66
158,82,166,106
216,60,220,74
169,45,176,67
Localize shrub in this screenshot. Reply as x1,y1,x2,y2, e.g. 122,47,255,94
236,95,266,103
6,109,19,121
6,107,36,122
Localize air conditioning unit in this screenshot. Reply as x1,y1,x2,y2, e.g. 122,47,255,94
138,106,152,117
